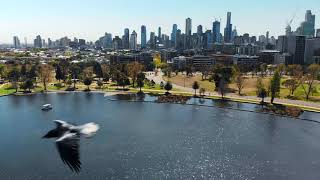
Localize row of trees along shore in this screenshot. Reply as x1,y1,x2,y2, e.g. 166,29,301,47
0,60,319,103
0,60,147,92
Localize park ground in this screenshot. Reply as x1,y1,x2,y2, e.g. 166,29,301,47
1,73,320,112
163,73,320,103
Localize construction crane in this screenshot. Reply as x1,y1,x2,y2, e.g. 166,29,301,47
286,9,298,35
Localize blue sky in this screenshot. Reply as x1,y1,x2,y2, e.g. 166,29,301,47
0,0,319,43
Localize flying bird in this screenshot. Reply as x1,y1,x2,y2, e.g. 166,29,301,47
43,120,100,173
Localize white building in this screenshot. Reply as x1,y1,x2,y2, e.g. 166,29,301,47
129,31,137,50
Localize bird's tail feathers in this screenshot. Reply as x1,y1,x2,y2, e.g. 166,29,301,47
79,123,100,137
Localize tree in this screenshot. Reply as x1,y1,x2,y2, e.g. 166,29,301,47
160,81,164,89
0,64,5,78
117,73,130,90
69,64,81,89
270,70,281,104
218,78,227,99
287,64,303,77
192,81,200,96
276,64,286,77
27,65,38,84
185,65,193,76
55,65,65,83
212,65,233,98
7,66,21,92
39,64,53,91
97,80,103,89
127,62,144,87
301,64,320,100
83,77,92,91
136,72,145,92
20,64,28,78
101,64,110,82
93,62,103,80
233,66,245,95
256,78,267,104
164,82,173,94
163,66,172,78
258,88,267,105
20,79,34,92
150,80,156,88
282,79,299,96
260,63,267,77
200,88,206,96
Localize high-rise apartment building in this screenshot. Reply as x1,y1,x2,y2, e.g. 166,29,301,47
129,31,137,50
185,18,192,36
141,25,147,49
224,12,232,43
212,21,221,43
287,35,306,65
297,10,316,37
158,27,162,43
150,32,156,49
122,28,130,49
34,35,42,48
171,24,178,47
13,36,20,49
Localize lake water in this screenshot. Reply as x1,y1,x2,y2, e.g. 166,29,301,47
0,92,320,179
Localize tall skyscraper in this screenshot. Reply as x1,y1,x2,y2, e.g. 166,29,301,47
232,27,238,41
158,27,162,43
197,25,203,35
13,36,20,49
266,31,270,44
176,29,183,49
288,35,306,65
297,10,316,37
204,30,212,49
171,24,178,47
99,33,113,48
48,38,53,48
150,32,156,49
185,18,192,49
305,38,320,64
185,18,192,36
276,35,288,53
212,21,221,43
224,12,232,43
34,35,42,48
141,25,147,49
129,31,137,50
113,36,122,50
122,28,130,49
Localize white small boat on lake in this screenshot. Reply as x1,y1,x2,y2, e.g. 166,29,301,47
42,104,53,111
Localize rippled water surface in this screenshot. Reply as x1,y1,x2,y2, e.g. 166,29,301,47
0,93,320,180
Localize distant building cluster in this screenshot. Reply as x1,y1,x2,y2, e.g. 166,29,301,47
6,10,320,67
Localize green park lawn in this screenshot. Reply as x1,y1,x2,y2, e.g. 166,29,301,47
165,74,320,102
0,84,15,95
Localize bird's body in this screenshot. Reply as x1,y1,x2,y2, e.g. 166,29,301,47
43,120,100,173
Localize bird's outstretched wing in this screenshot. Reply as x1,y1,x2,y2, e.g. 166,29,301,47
56,132,81,173
54,120,69,127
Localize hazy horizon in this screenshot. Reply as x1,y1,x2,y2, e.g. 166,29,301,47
0,0,319,44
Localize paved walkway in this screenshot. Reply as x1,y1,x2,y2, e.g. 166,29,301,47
146,71,320,110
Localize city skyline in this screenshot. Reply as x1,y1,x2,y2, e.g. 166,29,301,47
0,0,319,44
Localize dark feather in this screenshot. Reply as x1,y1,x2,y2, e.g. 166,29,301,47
56,133,81,173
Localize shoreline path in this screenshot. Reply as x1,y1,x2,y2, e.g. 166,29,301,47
146,71,320,110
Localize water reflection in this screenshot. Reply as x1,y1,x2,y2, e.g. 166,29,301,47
212,99,232,108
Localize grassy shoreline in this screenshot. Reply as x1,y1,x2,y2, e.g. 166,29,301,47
1,86,320,113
